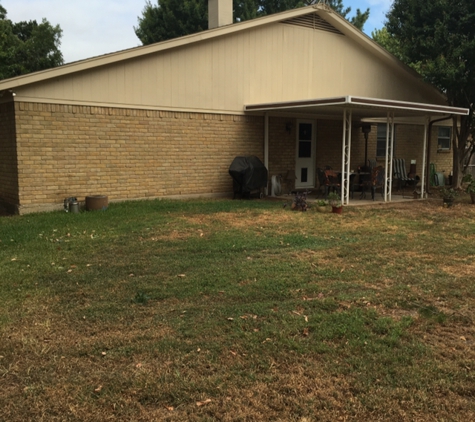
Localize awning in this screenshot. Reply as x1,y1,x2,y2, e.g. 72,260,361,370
245,96,469,205
245,96,469,120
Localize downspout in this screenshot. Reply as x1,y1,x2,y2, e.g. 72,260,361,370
425,114,452,194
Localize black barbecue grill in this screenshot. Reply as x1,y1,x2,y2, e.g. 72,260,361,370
229,156,268,199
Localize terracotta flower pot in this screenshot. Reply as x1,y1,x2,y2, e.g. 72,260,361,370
86,195,109,211
331,206,343,214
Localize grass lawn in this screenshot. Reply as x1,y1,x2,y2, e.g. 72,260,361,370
1,197,475,421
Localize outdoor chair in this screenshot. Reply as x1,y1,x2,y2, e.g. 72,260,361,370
368,159,377,172
317,168,328,197
393,158,417,197
318,168,341,199
359,166,384,200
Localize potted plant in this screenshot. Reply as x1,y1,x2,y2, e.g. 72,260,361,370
314,199,331,213
462,173,475,204
327,191,343,214
291,191,308,211
441,187,457,207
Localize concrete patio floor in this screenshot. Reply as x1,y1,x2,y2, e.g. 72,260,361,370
268,189,424,207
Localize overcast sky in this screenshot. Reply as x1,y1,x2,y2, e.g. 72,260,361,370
2,0,392,64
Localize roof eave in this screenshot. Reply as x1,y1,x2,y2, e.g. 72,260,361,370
245,96,469,117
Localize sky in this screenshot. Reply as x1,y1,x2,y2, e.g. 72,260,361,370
2,0,393,64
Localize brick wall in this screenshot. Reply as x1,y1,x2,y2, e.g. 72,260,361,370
7,101,459,213
268,116,296,191
0,101,19,211
364,124,453,180
316,119,345,170
267,118,454,192
429,126,453,179
14,102,264,213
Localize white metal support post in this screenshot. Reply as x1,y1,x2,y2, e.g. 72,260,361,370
384,112,395,201
341,109,352,205
264,112,269,196
421,117,429,198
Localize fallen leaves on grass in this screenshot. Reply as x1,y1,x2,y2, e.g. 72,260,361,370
292,310,309,322
196,399,212,407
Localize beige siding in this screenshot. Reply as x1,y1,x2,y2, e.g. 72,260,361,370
15,23,444,112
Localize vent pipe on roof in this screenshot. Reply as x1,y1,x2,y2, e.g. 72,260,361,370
208,0,233,29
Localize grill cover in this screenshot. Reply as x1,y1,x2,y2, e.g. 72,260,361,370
229,156,268,194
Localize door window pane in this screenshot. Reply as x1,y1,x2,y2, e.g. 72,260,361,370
299,123,312,141
301,168,308,183
298,141,312,158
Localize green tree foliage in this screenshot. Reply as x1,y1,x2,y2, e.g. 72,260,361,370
317,0,369,30
135,0,208,45
385,0,475,186
135,0,369,45
371,27,403,61
0,5,63,80
234,0,259,22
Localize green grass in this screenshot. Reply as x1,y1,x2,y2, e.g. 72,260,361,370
1,198,475,421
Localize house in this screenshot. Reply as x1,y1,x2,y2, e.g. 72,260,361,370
0,1,469,214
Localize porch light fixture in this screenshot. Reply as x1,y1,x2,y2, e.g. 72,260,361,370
361,123,371,136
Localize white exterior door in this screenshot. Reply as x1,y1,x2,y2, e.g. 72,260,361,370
295,120,316,189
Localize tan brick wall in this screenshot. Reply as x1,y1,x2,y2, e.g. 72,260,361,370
363,124,453,181
267,118,455,192
8,101,458,213
316,119,345,171
14,102,264,213
0,101,19,210
267,116,296,191
429,126,453,180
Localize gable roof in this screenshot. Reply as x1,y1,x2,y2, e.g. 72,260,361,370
0,4,439,98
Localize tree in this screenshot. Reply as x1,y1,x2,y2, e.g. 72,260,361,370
135,0,208,46
0,5,63,80
310,0,369,31
234,0,259,22
135,0,369,45
371,27,404,61
385,0,475,187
